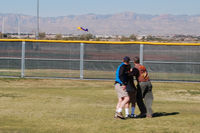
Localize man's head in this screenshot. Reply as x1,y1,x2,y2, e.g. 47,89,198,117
133,56,140,64
123,56,130,64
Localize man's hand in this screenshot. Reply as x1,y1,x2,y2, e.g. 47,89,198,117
122,85,126,90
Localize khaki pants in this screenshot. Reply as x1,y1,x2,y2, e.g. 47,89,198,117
139,81,153,116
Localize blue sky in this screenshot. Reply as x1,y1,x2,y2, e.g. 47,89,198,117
0,0,200,17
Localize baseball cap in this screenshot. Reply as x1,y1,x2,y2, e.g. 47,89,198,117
123,56,130,62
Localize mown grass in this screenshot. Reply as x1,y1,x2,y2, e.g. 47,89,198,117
0,78,200,133
1,69,200,81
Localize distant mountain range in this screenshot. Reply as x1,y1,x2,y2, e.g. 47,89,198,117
0,12,200,35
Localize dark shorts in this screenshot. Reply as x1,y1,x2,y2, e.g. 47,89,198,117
128,90,137,104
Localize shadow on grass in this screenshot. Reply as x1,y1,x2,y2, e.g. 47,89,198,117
152,112,180,118
0,93,25,98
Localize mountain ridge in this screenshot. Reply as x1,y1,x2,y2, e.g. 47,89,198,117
0,12,200,35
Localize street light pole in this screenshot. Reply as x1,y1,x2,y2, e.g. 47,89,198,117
36,0,39,39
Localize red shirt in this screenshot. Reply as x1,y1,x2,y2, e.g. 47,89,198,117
134,64,150,82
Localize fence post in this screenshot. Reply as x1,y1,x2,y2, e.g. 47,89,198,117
139,44,144,65
80,43,84,79
21,41,25,78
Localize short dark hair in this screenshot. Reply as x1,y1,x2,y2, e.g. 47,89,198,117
133,56,140,64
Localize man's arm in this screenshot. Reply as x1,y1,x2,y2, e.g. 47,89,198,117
119,65,125,85
132,68,139,78
132,67,140,86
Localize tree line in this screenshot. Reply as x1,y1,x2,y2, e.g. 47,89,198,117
1,32,200,42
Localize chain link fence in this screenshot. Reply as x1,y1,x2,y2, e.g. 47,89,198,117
0,40,200,82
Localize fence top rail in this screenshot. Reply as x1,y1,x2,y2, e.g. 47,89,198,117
0,39,200,46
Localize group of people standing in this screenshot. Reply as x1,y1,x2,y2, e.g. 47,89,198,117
114,56,153,119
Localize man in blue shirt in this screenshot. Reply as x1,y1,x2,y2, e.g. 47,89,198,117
114,56,130,119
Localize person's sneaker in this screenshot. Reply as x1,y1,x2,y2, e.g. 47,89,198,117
129,114,137,118
125,115,130,119
114,112,118,118
116,112,125,119
125,114,136,119
146,114,152,118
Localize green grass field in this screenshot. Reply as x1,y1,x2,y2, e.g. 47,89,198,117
0,78,200,133
1,69,200,81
